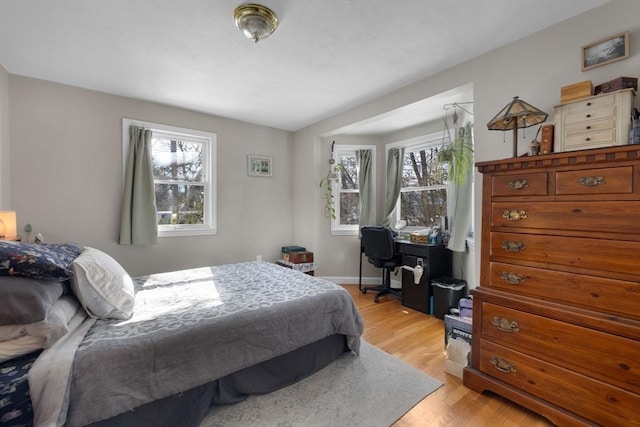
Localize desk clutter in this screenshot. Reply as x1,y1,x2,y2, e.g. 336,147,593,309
276,246,315,275
397,227,449,245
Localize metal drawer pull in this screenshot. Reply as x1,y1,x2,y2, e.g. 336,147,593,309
501,271,524,285
490,356,517,374
492,316,520,333
508,179,528,190
502,209,527,221
501,241,525,252
578,176,604,187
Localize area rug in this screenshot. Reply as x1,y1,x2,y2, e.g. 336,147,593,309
201,341,442,427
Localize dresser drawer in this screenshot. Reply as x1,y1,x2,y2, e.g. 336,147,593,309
564,104,615,125
481,302,640,393
556,166,633,195
562,93,616,113
489,262,640,320
491,201,640,234
490,232,640,275
478,340,640,426
564,117,615,136
491,172,547,197
563,129,616,151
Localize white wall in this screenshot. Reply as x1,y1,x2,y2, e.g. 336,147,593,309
9,76,294,277
0,64,9,208
293,0,640,288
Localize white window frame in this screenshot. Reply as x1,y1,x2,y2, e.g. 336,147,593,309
331,144,376,236
387,132,448,231
122,118,217,237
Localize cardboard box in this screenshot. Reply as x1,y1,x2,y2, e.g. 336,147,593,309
444,314,472,346
560,80,593,104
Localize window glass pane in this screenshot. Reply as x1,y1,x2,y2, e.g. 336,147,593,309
339,193,360,225
339,154,358,190
152,137,203,182
400,189,446,227
155,184,205,225
402,145,447,187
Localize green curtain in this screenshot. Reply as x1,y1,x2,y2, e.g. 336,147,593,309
447,123,473,252
119,126,158,245
382,147,404,227
356,149,374,230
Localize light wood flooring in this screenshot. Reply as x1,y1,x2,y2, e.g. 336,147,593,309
342,284,553,427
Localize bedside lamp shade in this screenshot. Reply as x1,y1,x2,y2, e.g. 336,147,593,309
0,211,17,240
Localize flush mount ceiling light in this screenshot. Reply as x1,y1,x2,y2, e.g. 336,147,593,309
233,3,279,43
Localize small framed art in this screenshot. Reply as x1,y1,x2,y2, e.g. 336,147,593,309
581,31,629,71
248,155,272,177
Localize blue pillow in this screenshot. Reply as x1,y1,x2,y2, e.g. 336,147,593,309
0,241,82,281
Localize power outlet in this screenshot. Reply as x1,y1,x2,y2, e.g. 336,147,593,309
256,255,262,262
417,258,424,267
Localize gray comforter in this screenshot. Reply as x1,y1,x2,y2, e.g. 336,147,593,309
33,261,363,426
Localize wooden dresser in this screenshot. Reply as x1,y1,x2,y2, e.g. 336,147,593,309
463,145,640,426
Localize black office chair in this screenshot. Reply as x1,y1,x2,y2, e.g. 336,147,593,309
360,226,402,303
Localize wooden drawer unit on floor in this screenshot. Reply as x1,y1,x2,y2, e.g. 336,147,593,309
464,146,640,426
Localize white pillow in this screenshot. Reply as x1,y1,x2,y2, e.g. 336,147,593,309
0,295,79,347
70,247,135,320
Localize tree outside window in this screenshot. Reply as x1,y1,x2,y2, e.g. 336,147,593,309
398,142,448,228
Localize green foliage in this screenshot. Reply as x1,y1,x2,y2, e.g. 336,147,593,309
436,133,474,186
319,163,343,220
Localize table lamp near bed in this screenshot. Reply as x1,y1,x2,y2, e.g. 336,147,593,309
0,210,17,241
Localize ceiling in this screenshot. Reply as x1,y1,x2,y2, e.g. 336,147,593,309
0,0,609,133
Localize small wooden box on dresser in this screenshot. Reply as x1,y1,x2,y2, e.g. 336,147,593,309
463,145,640,427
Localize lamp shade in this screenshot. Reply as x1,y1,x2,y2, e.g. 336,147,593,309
487,96,548,157
0,210,17,240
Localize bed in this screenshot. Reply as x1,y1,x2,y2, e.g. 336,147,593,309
0,242,363,427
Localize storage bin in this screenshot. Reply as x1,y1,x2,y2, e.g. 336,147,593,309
431,277,467,320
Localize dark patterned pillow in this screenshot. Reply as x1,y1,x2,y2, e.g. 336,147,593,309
0,241,82,281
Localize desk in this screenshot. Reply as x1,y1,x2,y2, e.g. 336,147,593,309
359,240,452,314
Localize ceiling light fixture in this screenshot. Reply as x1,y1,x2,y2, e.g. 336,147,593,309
233,3,279,43
487,96,548,157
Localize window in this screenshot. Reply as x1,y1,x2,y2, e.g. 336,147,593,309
331,145,376,235
122,119,217,237
391,133,449,229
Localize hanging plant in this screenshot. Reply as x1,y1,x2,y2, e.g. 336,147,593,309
436,123,474,186
319,160,343,219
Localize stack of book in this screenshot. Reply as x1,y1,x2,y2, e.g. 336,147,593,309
277,246,316,275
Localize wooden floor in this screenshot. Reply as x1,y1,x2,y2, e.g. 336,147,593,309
343,284,553,427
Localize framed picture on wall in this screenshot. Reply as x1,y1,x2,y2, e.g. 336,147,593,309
581,31,629,71
248,154,272,177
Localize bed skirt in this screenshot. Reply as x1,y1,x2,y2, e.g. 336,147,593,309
88,334,348,427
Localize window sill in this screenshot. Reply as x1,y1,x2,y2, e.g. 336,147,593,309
158,227,217,238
